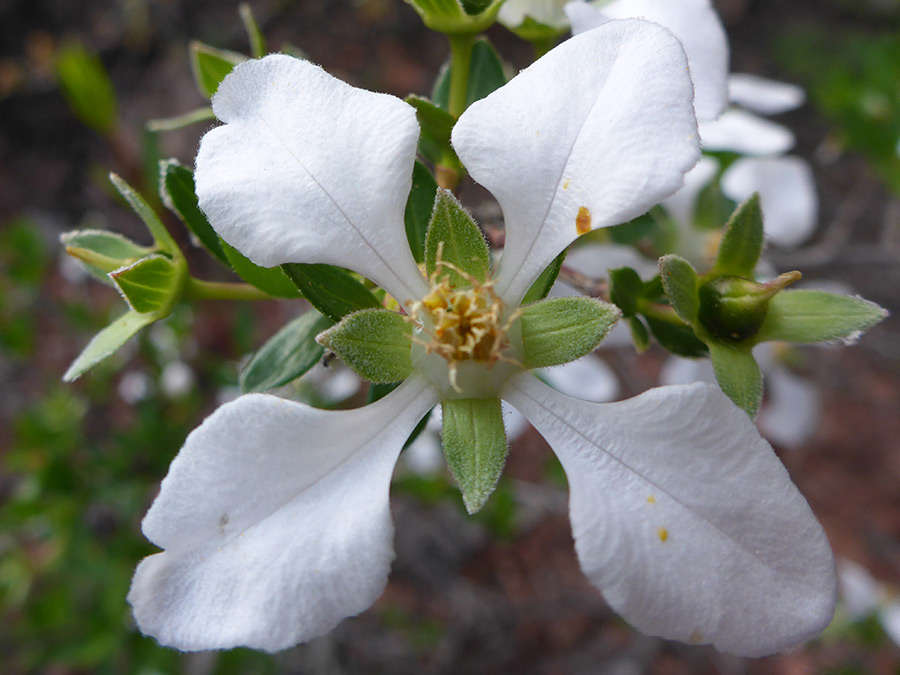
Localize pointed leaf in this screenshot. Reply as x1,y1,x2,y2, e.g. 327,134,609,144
239,3,266,59
404,161,439,263
659,255,700,323
221,241,300,298
190,41,246,99
159,160,229,265
63,310,157,382
521,248,566,305
146,106,216,132
425,189,491,286
109,173,179,254
61,229,152,280
405,95,456,164
441,397,507,514
282,263,381,322
755,290,888,344
240,310,334,393
628,316,651,352
715,194,764,277
708,341,763,417
519,297,620,368
55,41,118,135
317,309,413,384
608,266,644,317
110,254,181,314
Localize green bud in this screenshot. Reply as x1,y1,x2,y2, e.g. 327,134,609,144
697,271,801,343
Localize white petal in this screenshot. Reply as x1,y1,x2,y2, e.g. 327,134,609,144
195,54,429,304
721,156,817,248
500,0,570,29
659,355,715,386
539,355,620,402
564,2,609,32
588,0,730,120
502,372,836,656
699,108,795,155
452,19,700,305
728,74,806,116
660,156,720,228
880,603,900,648
837,559,881,618
564,242,659,281
128,376,439,651
757,367,820,448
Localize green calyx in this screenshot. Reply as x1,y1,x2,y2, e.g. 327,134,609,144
519,296,620,369
405,0,504,35
316,308,413,384
696,271,802,344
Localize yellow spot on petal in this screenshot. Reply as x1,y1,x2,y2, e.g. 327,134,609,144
576,206,591,235
657,527,668,542
562,178,570,190
647,495,656,504
689,630,703,644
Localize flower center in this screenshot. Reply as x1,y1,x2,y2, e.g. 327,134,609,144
408,261,521,396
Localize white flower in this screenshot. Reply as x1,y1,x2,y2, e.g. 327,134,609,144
566,0,730,121
127,20,835,656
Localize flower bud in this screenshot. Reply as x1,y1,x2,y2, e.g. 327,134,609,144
698,271,801,342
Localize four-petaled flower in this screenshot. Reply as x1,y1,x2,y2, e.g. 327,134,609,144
127,20,836,656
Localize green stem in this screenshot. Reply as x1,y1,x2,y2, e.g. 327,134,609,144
186,278,276,302
447,34,475,119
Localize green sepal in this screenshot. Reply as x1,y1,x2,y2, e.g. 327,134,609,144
240,310,334,393
238,2,266,59
713,194,764,278
707,342,763,418
521,249,566,305
659,255,700,323
61,229,152,281
504,15,567,43
519,297,620,369
405,0,503,34
109,173,179,255
441,397,507,514
146,107,216,133
644,316,708,358
404,161,439,263
317,309,412,384
425,189,491,286
627,316,651,352
55,41,118,136
608,266,644,316
282,263,382,322
189,41,246,99
62,310,157,382
158,159,229,265
109,254,183,315
221,242,299,298
754,290,888,344
405,95,456,165
433,38,507,110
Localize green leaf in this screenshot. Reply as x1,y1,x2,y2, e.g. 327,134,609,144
659,255,700,323
644,316,708,358
425,189,491,286
607,212,658,245
405,95,456,164
404,161,439,263
628,316,651,352
708,342,763,417
608,266,644,317
189,41,246,99
61,229,152,280
433,38,507,110
55,41,118,135
109,254,182,314
441,397,507,514
755,290,888,344
521,249,566,305
62,310,157,382
109,173,179,255
282,263,381,322
714,194,764,277
317,309,412,384
239,2,266,59
221,242,300,298
240,310,333,393
519,297,620,368
158,160,229,265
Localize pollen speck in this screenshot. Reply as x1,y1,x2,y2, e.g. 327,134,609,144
657,527,668,542
562,178,570,190
647,495,656,504
689,630,703,644
576,206,591,235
